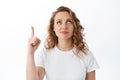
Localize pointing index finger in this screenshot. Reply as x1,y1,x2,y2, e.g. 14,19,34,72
31,26,34,37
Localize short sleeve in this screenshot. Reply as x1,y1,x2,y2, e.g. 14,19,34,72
85,51,100,72
35,49,45,68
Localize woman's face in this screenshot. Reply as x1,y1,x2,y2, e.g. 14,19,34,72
54,11,74,41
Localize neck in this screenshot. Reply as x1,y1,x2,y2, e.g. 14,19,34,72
57,39,73,51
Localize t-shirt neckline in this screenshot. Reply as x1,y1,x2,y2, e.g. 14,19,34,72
54,46,74,54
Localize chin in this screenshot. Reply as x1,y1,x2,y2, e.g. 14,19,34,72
59,36,72,40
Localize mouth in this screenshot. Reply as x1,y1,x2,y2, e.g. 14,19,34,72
60,31,68,34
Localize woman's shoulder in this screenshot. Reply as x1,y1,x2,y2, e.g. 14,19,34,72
78,49,95,59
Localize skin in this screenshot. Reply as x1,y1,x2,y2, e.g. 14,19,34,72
26,27,45,80
26,12,96,80
54,12,74,51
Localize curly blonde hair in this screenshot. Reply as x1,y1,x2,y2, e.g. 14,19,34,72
45,6,88,55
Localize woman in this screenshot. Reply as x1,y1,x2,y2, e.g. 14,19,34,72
26,6,99,80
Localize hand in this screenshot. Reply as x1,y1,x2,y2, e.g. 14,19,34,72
28,26,41,54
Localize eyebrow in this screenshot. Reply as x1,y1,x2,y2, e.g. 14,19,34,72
55,18,73,21
66,19,73,21
55,19,62,21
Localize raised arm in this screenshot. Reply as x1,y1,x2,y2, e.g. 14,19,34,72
26,26,45,80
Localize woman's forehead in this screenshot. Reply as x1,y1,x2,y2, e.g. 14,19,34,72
54,11,72,20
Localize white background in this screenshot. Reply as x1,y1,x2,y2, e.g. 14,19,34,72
0,0,120,80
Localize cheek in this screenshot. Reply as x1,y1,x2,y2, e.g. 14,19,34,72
54,27,57,32
54,25,60,31
54,27,59,35
70,26,74,33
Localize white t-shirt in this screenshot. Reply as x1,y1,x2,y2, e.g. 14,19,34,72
35,46,99,80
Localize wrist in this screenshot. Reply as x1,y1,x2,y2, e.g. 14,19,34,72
27,50,35,56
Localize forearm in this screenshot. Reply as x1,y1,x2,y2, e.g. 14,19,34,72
26,53,39,80
86,71,95,80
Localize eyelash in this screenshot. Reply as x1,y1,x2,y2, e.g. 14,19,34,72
67,20,72,23
56,21,62,24
56,20,73,25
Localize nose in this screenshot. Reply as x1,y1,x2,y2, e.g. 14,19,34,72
62,23,67,29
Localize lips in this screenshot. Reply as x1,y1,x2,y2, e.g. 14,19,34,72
60,31,68,34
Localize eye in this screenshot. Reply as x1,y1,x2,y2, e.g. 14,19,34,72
66,19,73,24
56,21,62,25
